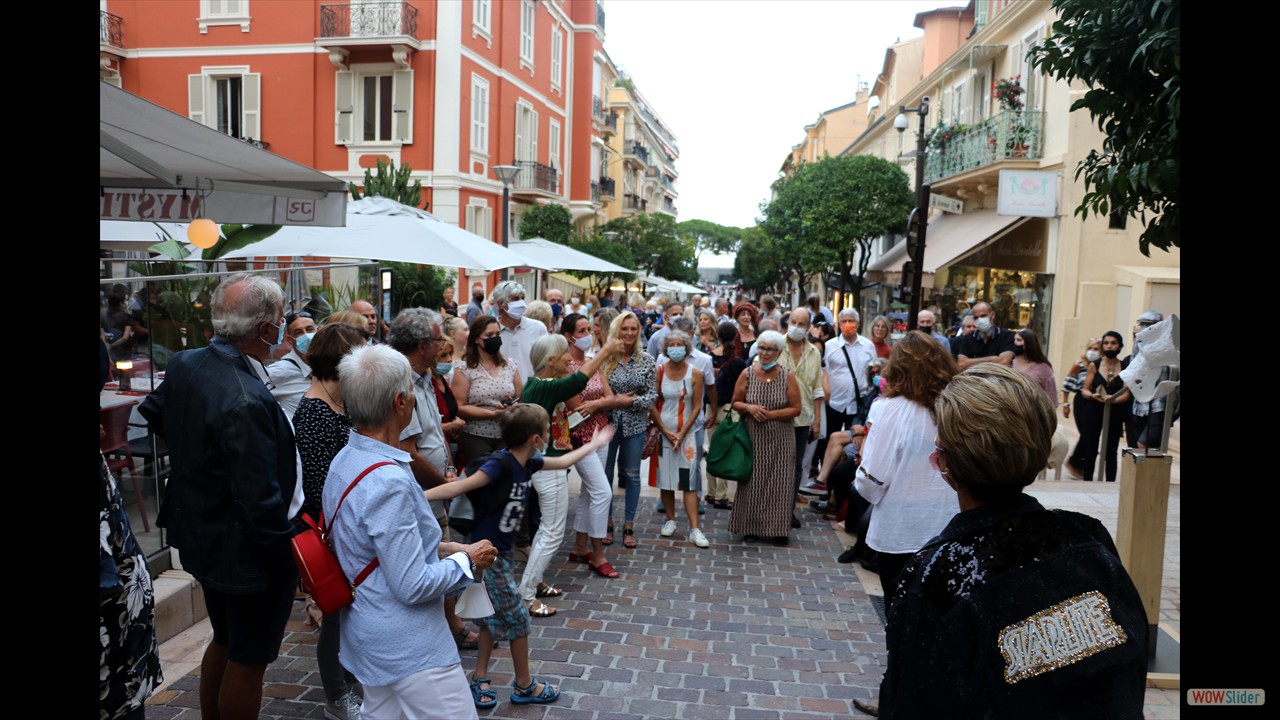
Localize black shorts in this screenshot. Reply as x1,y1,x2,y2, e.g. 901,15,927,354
202,573,297,665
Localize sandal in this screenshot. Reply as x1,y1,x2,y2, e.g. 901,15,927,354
527,600,557,617
469,675,498,709
536,582,564,598
714,498,733,510
602,522,615,546
622,527,637,549
511,676,560,705
566,551,593,564
704,493,716,504
455,626,482,650
588,560,620,579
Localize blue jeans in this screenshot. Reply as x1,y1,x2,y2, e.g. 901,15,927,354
606,431,646,524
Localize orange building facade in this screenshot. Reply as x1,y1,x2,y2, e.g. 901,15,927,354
99,0,614,294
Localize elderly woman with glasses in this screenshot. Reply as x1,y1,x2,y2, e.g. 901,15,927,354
872,363,1148,718
728,330,802,546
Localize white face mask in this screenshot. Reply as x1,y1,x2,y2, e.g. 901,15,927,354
505,299,527,320
1085,350,1101,362
974,316,993,332
574,335,593,351
787,325,808,342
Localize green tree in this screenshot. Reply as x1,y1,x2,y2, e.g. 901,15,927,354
1029,0,1179,255
384,261,448,315
565,225,636,297
734,226,790,296
606,213,699,283
760,155,912,312
349,157,425,209
676,218,743,256
517,203,574,245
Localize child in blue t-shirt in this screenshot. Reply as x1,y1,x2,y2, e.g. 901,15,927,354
428,403,613,709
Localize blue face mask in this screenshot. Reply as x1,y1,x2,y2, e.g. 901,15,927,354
436,361,454,375
273,321,285,346
667,347,687,362
585,303,593,311
293,330,316,355
761,360,778,371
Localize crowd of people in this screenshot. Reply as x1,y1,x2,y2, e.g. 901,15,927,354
101,274,1166,719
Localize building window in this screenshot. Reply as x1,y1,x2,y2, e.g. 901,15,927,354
548,119,561,190
1017,27,1045,111
335,67,413,145
467,201,493,241
520,0,535,68
199,0,250,33
189,67,261,141
471,76,490,155
473,0,490,40
551,28,563,91
515,101,538,163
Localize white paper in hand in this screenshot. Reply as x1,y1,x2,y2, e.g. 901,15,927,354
1120,315,1179,403
454,581,495,619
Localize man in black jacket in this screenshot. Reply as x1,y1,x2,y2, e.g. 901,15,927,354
141,273,298,720
870,364,1147,719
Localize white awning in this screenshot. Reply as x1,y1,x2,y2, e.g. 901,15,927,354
509,238,634,273
868,208,1030,274
100,81,348,226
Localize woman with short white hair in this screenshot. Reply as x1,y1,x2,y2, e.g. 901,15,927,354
325,344,498,719
649,329,708,547
516,332,625,615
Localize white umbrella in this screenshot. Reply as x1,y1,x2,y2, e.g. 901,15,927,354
509,237,634,273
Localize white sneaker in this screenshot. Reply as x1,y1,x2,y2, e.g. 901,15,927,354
324,691,362,720
688,528,710,548
660,520,677,536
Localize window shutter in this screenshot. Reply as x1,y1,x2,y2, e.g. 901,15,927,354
188,73,205,125
392,69,413,143
335,70,354,144
242,72,261,141
515,106,526,161
531,110,538,164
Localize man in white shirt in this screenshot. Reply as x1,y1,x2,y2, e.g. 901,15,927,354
492,280,547,380
812,307,875,479
266,310,317,417
656,316,717,514
646,302,684,359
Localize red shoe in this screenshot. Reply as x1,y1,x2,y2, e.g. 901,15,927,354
588,561,620,579
567,551,593,564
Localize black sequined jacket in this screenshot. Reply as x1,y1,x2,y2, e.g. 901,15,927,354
879,494,1148,719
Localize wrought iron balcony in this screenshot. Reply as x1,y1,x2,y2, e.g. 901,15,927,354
644,166,661,178
596,1,606,30
599,176,616,198
623,193,647,212
320,2,417,39
512,160,559,194
100,10,124,48
923,110,1043,185
624,141,649,165
661,200,678,217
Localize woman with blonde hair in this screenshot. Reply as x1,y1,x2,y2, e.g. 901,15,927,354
601,311,659,548
324,309,372,339
868,315,893,359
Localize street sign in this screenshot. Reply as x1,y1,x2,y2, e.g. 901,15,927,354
930,194,963,214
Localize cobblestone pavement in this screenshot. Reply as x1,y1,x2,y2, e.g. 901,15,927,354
146,500,886,719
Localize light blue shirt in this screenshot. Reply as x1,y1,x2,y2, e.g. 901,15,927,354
646,325,671,360
930,331,952,353
324,431,472,686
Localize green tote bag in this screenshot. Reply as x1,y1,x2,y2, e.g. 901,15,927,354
705,410,753,482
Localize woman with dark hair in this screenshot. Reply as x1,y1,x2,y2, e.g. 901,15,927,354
732,301,760,358
704,322,745,509
1011,328,1058,405
1067,331,1131,482
852,330,959,594
290,321,370,720
873,364,1147,718
453,316,523,461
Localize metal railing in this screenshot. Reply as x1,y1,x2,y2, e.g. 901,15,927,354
513,160,558,194
924,110,1044,185
624,193,647,211
625,141,649,165
320,2,417,38
599,176,616,197
662,200,678,216
644,166,660,178
661,176,677,193
101,10,123,47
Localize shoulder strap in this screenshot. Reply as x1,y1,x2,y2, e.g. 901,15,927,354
840,343,859,393
321,460,394,590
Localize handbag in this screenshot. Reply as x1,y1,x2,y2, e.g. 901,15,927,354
705,409,753,482
291,461,393,615
641,364,666,459
454,580,495,619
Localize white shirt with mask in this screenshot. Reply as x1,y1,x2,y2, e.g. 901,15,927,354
498,312,547,381
824,332,875,416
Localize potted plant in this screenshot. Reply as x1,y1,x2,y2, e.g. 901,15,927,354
994,75,1031,157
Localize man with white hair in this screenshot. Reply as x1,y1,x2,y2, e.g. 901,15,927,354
140,273,299,720
714,297,733,326
492,280,547,380
915,309,951,353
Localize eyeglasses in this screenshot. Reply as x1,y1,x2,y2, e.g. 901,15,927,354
757,346,781,355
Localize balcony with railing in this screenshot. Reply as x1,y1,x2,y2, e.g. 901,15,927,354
923,110,1044,186
623,141,650,167
100,10,124,49
320,2,417,40
622,193,647,214
660,199,678,217
599,176,616,199
511,160,559,196
661,175,678,195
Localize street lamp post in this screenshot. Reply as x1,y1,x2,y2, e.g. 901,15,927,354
894,96,930,331
492,164,522,281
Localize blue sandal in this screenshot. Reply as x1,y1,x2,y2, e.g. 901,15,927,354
510,676,560,704
469,675,497,709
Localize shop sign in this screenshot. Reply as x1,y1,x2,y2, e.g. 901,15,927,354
997,171,1058,218
930,194,964,214
100,187,344,226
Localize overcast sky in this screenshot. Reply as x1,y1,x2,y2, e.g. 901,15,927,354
601,0,962,265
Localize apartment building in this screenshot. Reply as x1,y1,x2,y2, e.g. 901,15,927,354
838,0,1178,372
604,72,679,224
98,0,652,294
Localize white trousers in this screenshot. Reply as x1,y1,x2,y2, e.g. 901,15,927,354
361,662,477,720
518,467,569,603
572,444,611,538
